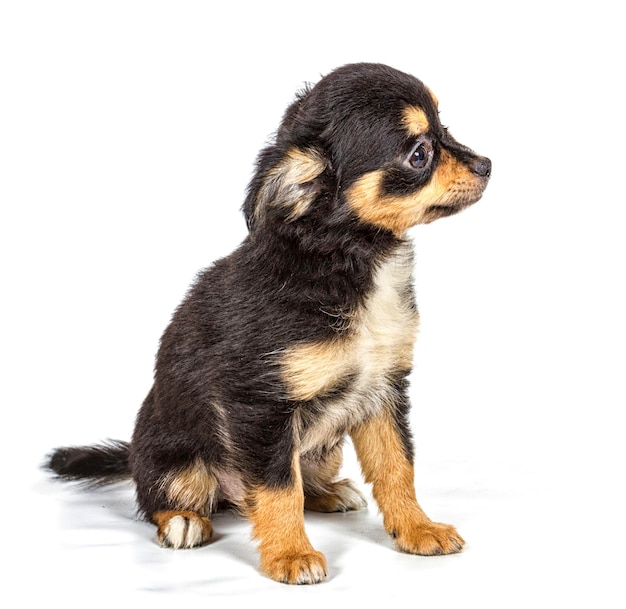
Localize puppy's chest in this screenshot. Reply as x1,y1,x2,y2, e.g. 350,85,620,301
281,243,419,452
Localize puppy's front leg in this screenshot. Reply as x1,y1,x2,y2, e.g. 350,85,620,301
351,409,464,555
247,451,327,584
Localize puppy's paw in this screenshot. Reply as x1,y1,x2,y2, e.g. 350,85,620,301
393,521,465,556
262,551,328,585
305,478,367,512
152,510,213,549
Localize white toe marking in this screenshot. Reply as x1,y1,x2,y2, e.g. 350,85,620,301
164,515,187,549
184,519,205,547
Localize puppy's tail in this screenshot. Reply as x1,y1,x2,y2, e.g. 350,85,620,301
45,439,131,486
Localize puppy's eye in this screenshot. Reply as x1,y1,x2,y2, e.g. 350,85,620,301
407,140,433,170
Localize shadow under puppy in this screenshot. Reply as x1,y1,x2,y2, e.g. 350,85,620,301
46,62,491,584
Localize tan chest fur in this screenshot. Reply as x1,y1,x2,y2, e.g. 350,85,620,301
280,241,419,454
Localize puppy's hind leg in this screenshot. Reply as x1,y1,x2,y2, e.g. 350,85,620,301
138,458,217,549
247,451,327,584
301,442,367,513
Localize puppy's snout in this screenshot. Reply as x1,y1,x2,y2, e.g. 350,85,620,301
471,156,492,178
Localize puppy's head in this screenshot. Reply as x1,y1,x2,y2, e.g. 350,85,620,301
243,63,491,236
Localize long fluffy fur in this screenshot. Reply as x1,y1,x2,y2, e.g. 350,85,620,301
46,440,130,486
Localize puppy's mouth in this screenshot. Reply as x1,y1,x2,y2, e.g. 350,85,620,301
423,183,487,222
428,205,457,217
422,204,465,224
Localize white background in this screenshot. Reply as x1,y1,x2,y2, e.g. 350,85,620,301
1,1,624,606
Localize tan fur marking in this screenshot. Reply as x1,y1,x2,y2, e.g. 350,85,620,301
281,339,351,402
164,459,216,514
248,454,327,584
351,411,465,555
425,85,439,108
255,147,327,224
402,106,430,136
282,148,327,184
347,149,487,235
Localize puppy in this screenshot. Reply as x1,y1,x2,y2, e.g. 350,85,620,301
46,63,491,584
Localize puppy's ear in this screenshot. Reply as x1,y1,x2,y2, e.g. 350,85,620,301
243,145,328,230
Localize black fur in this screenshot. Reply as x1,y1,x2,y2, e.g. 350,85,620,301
46,440,130,486
46,63,490,581
128,215,399,510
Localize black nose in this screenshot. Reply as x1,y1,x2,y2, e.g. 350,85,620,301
471,156,492,178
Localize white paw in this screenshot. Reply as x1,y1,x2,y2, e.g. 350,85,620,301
154,511,212,549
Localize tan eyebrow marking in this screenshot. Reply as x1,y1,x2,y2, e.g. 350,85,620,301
425,86,439,108
402,106,430,136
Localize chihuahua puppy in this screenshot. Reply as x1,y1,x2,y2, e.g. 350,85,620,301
47,63,491,584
